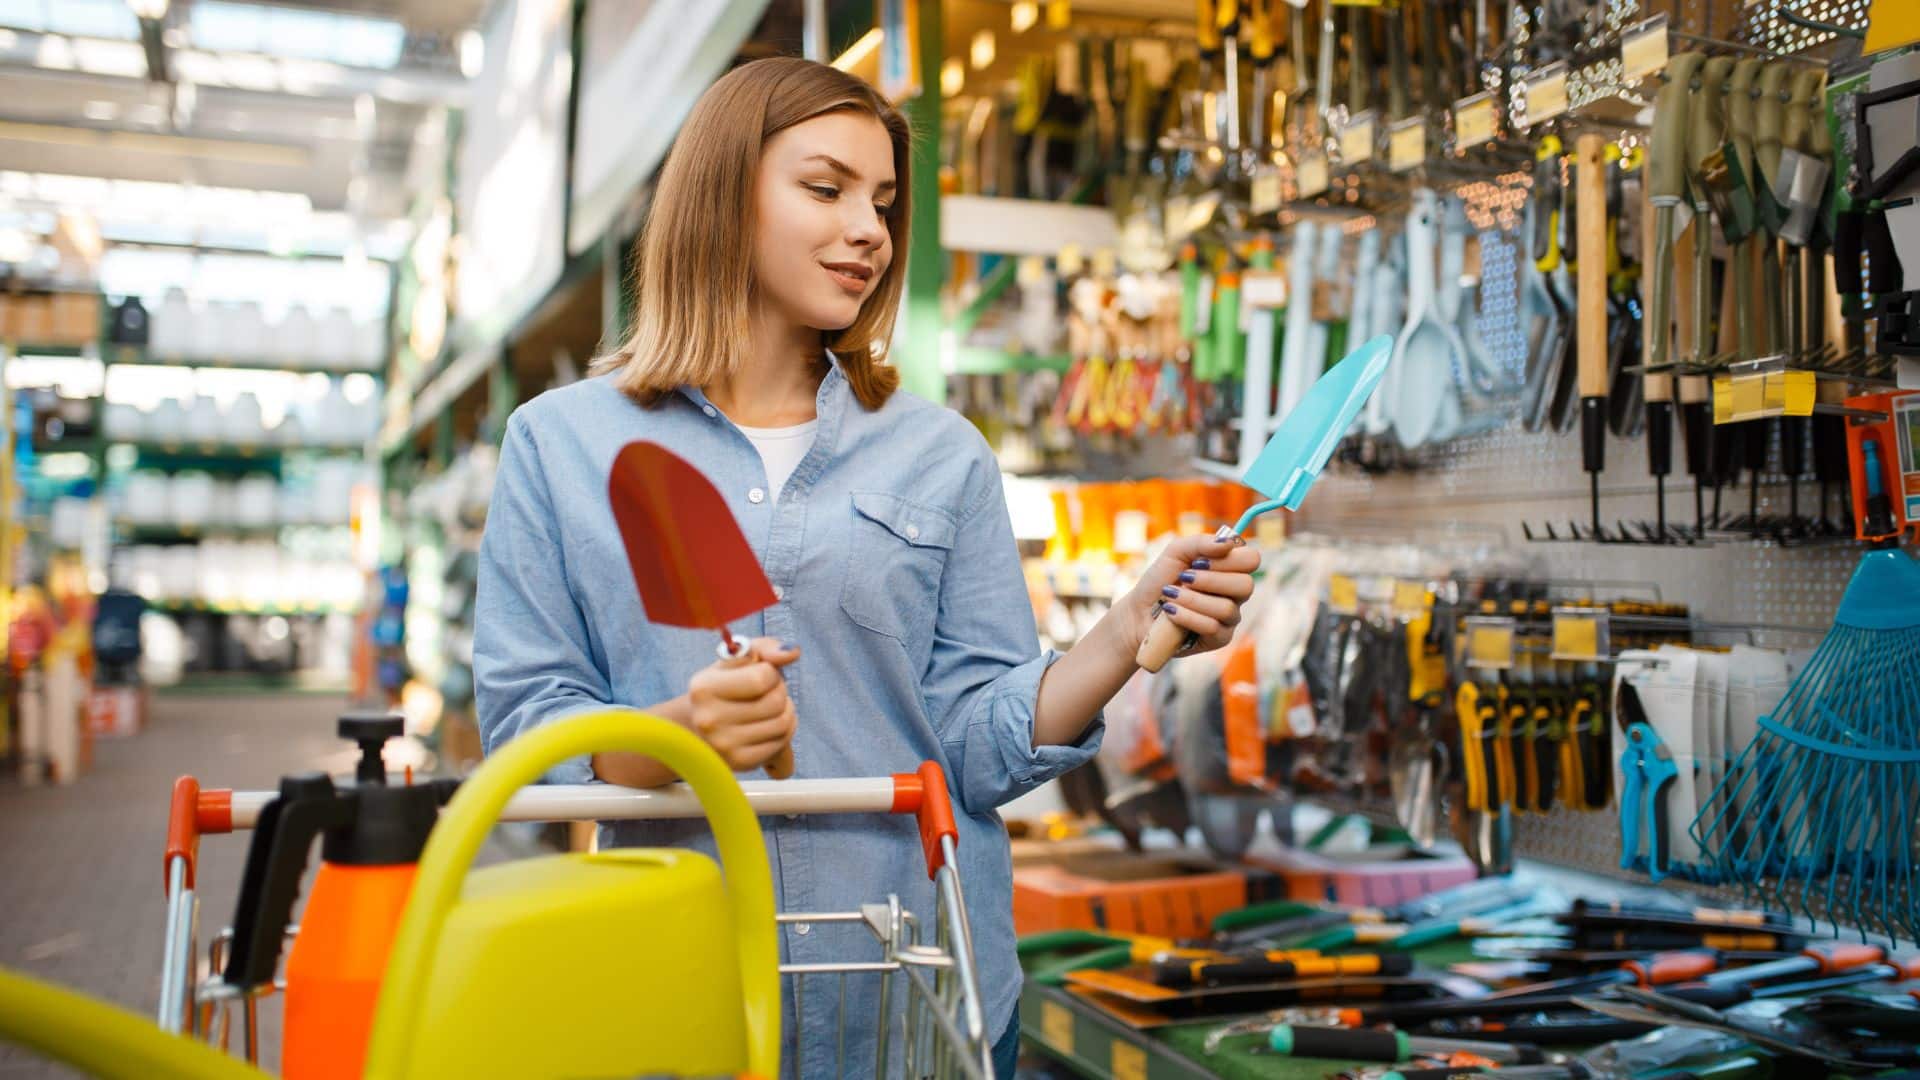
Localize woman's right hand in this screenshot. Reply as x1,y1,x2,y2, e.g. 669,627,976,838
687,638,800,773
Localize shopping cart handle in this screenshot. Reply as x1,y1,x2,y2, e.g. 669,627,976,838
164,777,202,894
890,761,959,880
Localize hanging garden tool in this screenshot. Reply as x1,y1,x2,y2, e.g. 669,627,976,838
1522,136,1572,434
609,441,794,779
1137,334,1393,671
1691,438,1920,945
1391,188,1469,449
1639,131,1684,544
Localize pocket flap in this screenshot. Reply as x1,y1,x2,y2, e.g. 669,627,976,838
850,490,956,550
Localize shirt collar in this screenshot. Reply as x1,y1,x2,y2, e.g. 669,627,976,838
675,350,845,412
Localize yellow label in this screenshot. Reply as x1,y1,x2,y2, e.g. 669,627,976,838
1392,579,1431,615
1340,113,1376,163
1712,374,1734,424
1621,15,1669,85
1112,1041,1148,1080
1251,167,1283,214
1552,613,1601,660
1297,155,1330,198
1389,119,1426,172
1777,370,1817,416
1730,373,1765,421
1525,64,1570,127
1454,93,1497,149
1467,623,1515,669
1058,243,1085,276
1091,248,1118,278
1329,573,1360,614
1041,1000,1075,1052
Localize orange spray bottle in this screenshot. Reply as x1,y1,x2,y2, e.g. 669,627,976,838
222,714,456,1078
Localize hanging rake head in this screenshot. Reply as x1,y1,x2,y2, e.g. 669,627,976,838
1690,548,1920,946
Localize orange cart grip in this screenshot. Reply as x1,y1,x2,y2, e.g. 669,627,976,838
164,776,201,893
196,788,233,836
889,762,959,880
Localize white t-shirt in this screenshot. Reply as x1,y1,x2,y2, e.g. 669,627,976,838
735,418,818,505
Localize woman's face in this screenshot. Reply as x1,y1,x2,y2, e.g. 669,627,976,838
752,110,896,334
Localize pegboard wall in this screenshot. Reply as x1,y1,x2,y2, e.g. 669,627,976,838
1281,0,1887,929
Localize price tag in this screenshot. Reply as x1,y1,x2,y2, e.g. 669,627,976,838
1728,372,1765,421
1090,248,1118,278
1040,1001,1075,1053
1464,616,1517,670
1112,1042,1148,1080
1255,512,1286,548
1766,369,1818,415
1391,579,1431,617
1251,166,1283,214
1057,243,1085,276
1296,155,1330,197
1524,62,1570,127
1621,14,1670,86
1339,111,1377,164
1329,573,1360,614
1388,118,1426,172
1240,268,1289,310
1550,606,1611,662
1453,91,1497,149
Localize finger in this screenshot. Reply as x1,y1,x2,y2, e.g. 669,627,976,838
711,661,783,700
751,638,802,667
1160,600,1224,640
1176,568,1255,602
711,709,796,752
702,692,790,731
1158,585,1239,624
1205,545,1262,574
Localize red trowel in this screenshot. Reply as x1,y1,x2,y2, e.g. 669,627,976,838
609,440,794,779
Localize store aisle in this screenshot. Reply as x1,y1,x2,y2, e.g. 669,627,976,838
0,693,357,1076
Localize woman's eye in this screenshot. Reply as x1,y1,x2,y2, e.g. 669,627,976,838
805,184,838,200
874,203,893,216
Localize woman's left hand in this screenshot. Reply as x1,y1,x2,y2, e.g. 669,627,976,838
1120,533,1261,662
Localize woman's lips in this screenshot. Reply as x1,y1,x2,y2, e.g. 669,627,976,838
822,262,872,294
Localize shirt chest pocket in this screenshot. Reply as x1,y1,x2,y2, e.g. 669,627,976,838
840,490,956,643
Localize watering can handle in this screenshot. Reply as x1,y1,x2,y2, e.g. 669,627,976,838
361,709,781,1080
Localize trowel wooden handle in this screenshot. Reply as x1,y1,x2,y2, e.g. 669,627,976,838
1576,132,1609,399
1136,609,1195,674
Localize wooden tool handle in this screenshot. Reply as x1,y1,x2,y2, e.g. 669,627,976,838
1136,608,1194,673
1576,132,1609,398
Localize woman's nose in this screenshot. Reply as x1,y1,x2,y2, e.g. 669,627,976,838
845,205,886,247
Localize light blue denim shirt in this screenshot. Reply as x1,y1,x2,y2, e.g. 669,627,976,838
474,355,1103,1074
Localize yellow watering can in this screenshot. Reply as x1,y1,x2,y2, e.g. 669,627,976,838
0,709,782,1079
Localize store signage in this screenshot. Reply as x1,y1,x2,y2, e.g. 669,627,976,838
1454,92,1498,149
1340,110,1376,164
1525,62,1571,127
1388,118,1426,172
1621,14,1669,86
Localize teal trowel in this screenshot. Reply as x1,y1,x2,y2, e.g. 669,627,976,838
1136,334,1394,672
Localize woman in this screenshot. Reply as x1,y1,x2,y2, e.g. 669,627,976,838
475,57,1258,1076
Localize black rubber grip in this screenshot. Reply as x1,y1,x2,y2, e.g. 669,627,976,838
1581,398,1606,473
1647,401,1673,477
1283,1025,1407,1061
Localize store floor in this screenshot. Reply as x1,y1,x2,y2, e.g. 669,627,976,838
0,692,380,1077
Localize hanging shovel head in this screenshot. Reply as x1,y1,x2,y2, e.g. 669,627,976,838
608,441,776,631
1235,334,1393,530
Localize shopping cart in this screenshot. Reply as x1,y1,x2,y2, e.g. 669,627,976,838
157,710,996,1079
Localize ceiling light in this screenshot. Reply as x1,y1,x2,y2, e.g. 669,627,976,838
127,0,170,20
831,28,881,73
459,29,483,79
941,57,964,97
35,35,76,71
1011,2,1038,33
970,30,995,71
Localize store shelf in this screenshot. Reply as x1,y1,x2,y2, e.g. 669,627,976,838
147,600,352,617
114,521,287,542
115,441,367,465
3,341,93,357
158,671,352,695
104,346,382,375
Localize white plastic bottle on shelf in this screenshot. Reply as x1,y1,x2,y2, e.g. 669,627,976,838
316,307,355,369
151,288,192,359
352,317,385,370
225,391,265,446
234,475,278,529
228,300,269,361
140,611,186,687
194,301,236,361
160,545,197,601
169,470,216,529
208,478,238,528
147,399,188,444
104,402,145,442
124,471,169,525
184,394,224,445
278,306,316,368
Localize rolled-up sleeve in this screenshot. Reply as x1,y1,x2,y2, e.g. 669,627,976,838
473,410,610,784
924,451,1103,815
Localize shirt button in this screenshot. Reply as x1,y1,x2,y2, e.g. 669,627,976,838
702,404,717,417
793,922,811,936
771,585,784,600
905,524,920,540
748,487,766,504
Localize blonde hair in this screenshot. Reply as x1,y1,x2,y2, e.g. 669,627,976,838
592,57,910,411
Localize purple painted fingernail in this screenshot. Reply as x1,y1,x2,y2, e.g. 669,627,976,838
1192,558,1212,571
779,641,797,652
1161,585,1181,599
1162,602,1179,615
1178,571,1197,584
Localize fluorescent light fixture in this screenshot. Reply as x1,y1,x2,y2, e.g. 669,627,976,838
36,34,76,70
83,100,119,121
831,27,881,72
127,0,170,20
73,37,147,77
1011,1,1038,33
970,29,995,71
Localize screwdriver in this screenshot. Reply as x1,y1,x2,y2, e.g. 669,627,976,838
1323,950,1721,1027
1262,1025,1549,1065
1702,942,1899,987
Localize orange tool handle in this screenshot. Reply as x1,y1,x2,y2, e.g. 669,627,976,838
1626,949,1720,986
889,761,959,879
164,776,202,893
1808,942,1886,973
